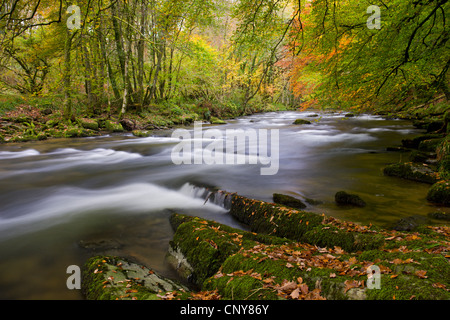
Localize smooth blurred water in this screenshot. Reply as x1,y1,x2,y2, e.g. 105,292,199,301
0,111,447,299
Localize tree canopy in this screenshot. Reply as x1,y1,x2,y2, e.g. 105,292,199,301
0,0,448,118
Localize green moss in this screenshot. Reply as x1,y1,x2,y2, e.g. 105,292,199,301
132,130,152,137
210,117,226,125
383,162,439,184
418,138,443,153
82,256,189,300
273,193,307,209
427,180,450,205
78,118,99,131
304,225,384,252
229,194,382,252
293,119,311,125
105,120,124,132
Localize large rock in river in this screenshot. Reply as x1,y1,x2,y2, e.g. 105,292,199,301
335,191,366,207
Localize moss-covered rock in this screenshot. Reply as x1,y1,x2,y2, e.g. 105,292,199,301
428,211,450,221
391,215,431,231
64,126,97,138
418,138,443,153
78,118,99,131
293,119,311,125
210,117,226,125
82,256,189,300
167,214,289,287
383,162,440,184
132,130,152,138
402,134,444,149
228,193,383,252
273,193,307,209
105,120,124,132
427,180,450,206
335,191,366,207
410,150,434,163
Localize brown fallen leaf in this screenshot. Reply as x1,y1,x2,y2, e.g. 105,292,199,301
415,270,428,279
432,283,447,290
290,288,300,299
344,280,362,293
299,283,309,295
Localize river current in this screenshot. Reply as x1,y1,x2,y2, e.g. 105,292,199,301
0,111,446,299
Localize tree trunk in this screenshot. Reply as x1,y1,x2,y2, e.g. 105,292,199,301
63,28,74,121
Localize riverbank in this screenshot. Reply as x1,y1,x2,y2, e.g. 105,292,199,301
82,191,450,300
0,99,295,144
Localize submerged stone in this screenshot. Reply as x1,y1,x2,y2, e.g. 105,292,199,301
335,191,366,207
383,162,439,184
391,215,430,231
428,211,450,221
273,193,307,209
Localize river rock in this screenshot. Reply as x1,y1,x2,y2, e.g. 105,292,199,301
383,163,439,184
428,211,450,221
427,180,450,206
418,138,442,153
78,238,122,251
82,256,189,300
402,134,443,149
210,117,226,125
120,118,136,131
335,191,366,207
273,193,307,209
78,118,99,131
105,120,124,132
293,119,311,125
391,215,430,231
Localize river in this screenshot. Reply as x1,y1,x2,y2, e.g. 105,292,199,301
0,111,447,299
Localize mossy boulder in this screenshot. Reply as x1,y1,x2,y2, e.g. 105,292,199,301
82,256,189,300
391,215,431,232
413,120,445,133
335,191,366,208
427,180,450,206
383,162,440,184
132,130,152,138
64,126,96,138
418,138,443,153
428,211,450,221
410,150,434,163
167,213,289,287
228,193,383,252
210,117,226,125
402,134,444,149
78,118,99,131
105,120,124,132
45,119,60,128
293,119,311,125
273,193,307,209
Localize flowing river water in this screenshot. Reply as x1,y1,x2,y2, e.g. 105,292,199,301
0,111,448,299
